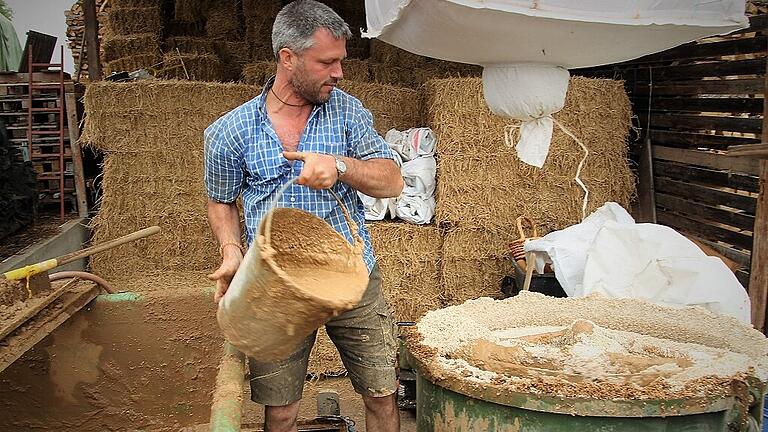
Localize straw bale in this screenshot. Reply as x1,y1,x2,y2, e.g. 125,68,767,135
441,226,518,261
368,222,442,322
339,81,423,135
345,38,370,60
308,327,345,375
205,4,242,40
220,41,251,68
240,59,368,86
82,81,259,152
111,0,161,7
427,77,634,232
341,59,370,83
105,7,163,36
103,53,160,75
371,62,482,89
159,52,226,81
441,258,511,306
243,0,282,19
83,81,259,277
369,39,429,68
241,61,275,85
164,36,216,55
174,0,206,22
102,33,160,62
90,155,215,278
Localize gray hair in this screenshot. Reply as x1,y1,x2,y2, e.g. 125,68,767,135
272,0,352,61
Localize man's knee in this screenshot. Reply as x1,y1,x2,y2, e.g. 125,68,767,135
362,393,397,413
265,402,300,430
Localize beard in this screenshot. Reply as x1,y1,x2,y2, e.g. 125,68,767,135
290,61,336,105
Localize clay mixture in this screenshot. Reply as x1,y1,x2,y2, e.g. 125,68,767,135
411,292,768,401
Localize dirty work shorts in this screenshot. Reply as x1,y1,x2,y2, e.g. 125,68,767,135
248,264,399,406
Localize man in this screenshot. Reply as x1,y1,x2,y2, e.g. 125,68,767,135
203,1,404,431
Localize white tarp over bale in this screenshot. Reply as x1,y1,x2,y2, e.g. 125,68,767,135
364,0,747,180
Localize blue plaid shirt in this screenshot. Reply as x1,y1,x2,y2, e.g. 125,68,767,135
204,78,396,273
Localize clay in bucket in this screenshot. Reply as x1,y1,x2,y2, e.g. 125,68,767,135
217,181,369,361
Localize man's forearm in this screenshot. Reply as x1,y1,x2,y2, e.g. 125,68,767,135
207,200,242,246
339,158,403,198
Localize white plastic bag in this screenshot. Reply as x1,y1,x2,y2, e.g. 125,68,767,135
524,202,635,296
400,156,436,197
582,222,750,323
396,195,435,224
385,128,436,161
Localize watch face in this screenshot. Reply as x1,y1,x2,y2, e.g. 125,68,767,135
336,158,347,174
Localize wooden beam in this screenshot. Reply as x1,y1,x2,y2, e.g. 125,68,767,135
633,78,765,96
653,145,762,175
623,36,767,65
580,58,766,82
634,97,764,115
654,177,757,215
636,138,656,222
64,92,88,217
0,282,98,374
657,210,753,250
83,0,102,81
751,60,768,332
649,113,762,134
646,130,761,151
727,143,768,159
653,160,759,193
656,192,755,231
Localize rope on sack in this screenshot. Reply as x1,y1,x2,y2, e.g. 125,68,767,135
502,117,591,221
552,117,590,221
503,124,517,149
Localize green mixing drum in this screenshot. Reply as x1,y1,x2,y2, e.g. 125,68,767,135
406,293,768,432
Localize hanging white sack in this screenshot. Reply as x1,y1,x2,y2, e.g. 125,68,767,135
483,64,569,167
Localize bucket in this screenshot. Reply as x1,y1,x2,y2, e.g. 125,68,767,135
217,180,369,361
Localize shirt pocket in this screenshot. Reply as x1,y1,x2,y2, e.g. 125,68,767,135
302,120,348,156
245,141,289,182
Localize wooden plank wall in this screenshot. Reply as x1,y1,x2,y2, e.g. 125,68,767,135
573,14,766,290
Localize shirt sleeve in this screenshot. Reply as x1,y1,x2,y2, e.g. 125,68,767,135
346,100,398,163
204,117,245,203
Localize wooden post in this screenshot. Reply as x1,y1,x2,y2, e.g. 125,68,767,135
750,60,767,332
83,0,102,81
64,92,88,217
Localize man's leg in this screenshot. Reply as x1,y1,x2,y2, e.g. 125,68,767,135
249,332,315,432
264,401,301,432
326,265,400,432
362,394,399,432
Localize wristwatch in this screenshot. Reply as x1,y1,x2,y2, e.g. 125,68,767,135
334,155,347,176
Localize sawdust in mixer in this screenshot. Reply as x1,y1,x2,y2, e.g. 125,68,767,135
411,292,768,401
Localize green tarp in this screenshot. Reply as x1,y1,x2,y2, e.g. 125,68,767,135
0,14,21,72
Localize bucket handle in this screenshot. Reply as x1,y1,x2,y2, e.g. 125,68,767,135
263,178,363,250
515,216,539,240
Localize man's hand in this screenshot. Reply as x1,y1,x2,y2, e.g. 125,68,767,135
208,247,244,304
283,151,338,189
